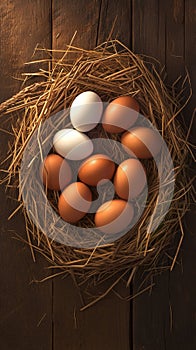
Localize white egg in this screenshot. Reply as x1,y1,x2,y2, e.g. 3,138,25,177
53,129,93,160
70,91,103,132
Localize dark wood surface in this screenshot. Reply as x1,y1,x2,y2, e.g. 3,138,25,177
132,2,196,350
0,1,195,349
0,2,53,350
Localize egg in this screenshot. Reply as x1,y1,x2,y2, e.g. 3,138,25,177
114,159,147,200
58,182,92,223
70,91,103,132
40,154,72,191
94,199,134,234
102,96,139,133
53,128,93,160
78,154,115,186
121,126,162,159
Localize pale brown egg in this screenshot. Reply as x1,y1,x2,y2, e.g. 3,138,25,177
114,159,147,200
58,182,92,223
94,199,134,234
78,154,115,186
40,154,72,191
102,96,139,133
121,126,162,159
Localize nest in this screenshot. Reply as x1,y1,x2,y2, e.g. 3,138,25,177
0,39,193,308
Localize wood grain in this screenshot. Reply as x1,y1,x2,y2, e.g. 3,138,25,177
0,1,52,350
164,0,185,81
184,0,196,142
53,276,130,350
52,0,101,50
0,0,52,102
167,2,196,347
132,0,165,63
132,1,196,349
96,0,132,46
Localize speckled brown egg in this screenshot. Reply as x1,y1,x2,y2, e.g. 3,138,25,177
40,154,72,191
78,154,115,186
114,159,147,200
58,182,92,223
102,96,139,133
94,199,134,234
121,126,162,159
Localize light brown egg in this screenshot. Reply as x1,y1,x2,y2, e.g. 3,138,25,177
114,159,147,200
40,154,72,191
121,126,162,159
102,96,139,133
94,199,134,234
58,182,92,223
78,154,115,186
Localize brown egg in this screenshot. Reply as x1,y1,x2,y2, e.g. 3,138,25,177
121,126,162,159
114,159,147,200
58,182,92,223
102,96,139,133
40,154,72,191
94,199,134,234
78,154,115,186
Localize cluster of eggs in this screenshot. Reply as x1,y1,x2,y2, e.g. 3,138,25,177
40,91,161,234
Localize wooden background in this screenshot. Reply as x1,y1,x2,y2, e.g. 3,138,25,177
0,1,195,349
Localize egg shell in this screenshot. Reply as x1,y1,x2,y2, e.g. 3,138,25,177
94,199,134,234
78,154,115,186
58,182,92,223
70,91,103,132
53,128,93,160
102,96,139,134
40,154,72,191
121,126,162,159
114,159,147,200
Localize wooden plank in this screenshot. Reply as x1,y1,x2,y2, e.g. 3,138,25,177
52,0,101,50
166,3,196,345
132,1,196,349
184,0,196,141
164,0,185,81
96,0,132,46
0,0,52,102
167,2,196,347
0,1,52,349
53,276,130,350
185,0,196,94
132,0,165,63
132,2,170,346
52,1,132,349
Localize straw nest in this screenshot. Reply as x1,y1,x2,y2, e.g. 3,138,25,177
0,39,193,307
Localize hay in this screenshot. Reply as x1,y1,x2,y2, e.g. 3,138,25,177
0,39,194,308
